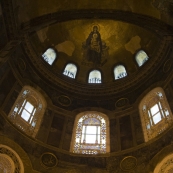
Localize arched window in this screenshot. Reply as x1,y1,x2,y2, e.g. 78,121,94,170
135,50,149,67
42,48,56,65
63,63,77,79
139,87,173,142
88,70,102,83
8,86,46,137
114,65,127,80
70,111,110,154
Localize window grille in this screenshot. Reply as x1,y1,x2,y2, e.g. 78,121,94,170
42,48,56,65
63,63,77,79
114,65,127,80
88,70,102,83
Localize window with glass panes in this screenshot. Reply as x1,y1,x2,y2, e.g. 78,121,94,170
8,86,46,137
81,119,101,144
19,100,36,125
73,114,106,154
135,50,149,67
147,102,169,129
42,48,56,65
114,65,127,80
140,88,173,142
63,63,77,79
88,70,102,83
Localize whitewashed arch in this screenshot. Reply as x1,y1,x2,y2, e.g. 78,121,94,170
63,63,77,78
8,85,47,138
88,70,102,83
42,48,56,65
70,111,110,154
114,65,127,80
136,50,149,67
139,87,173,142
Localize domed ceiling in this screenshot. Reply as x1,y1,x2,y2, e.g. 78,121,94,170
1,1,173,172
15,0,160,22
30,19,159,83
13,0,173,96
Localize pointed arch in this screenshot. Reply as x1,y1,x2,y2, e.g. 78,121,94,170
114,65,127,80
42,48,57,65
135,50,149,67
63,63,77,79
88,70,102,83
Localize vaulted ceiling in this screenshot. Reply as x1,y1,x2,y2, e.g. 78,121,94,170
1,1,173,172
14,0,161,22
4,0,170,101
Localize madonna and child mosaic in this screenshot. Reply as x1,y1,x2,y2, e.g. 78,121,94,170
82,25,109,67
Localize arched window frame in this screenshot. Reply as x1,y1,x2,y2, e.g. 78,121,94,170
135,50,149,67
70,111,110,155
42,48,57,65
139,87,173,142
114,65,127,80
88,70,102,83
8,86,46,138
63,63,77,79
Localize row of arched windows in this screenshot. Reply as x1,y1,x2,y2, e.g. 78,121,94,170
42,49,149,83
63,65,127,83
8,86,172,155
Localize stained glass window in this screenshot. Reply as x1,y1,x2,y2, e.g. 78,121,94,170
114,65,127,80
63,63,77,79
42,48,56,65
139,87,173,142
136,50,149,67
72,113,108,154
8,86,46,137
88,70,102,83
